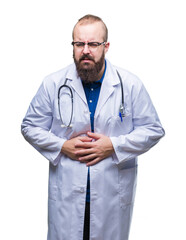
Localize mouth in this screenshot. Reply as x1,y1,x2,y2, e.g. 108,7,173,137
81,59,93,63
80,55,94,63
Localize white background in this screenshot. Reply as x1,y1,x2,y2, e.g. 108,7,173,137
0,0,185,239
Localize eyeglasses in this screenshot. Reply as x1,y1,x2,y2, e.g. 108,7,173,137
71,41,106,51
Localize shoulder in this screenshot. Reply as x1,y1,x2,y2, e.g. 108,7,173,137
43,63,75,86
41,63,76,94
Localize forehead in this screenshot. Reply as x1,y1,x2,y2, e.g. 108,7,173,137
73,22,105,41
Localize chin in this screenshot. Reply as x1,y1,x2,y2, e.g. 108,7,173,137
80,61,95,69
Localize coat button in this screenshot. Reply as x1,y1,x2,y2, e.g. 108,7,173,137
79,187,84,193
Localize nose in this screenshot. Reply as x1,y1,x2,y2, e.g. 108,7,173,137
83,43,91,54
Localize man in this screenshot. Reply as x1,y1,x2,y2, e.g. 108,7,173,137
21,15,165,240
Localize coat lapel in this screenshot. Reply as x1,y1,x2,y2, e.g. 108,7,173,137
65,64,87,104
95,61,120,118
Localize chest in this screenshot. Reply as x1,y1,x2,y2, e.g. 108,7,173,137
51,82,133,138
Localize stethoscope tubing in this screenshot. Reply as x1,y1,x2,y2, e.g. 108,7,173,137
116,70,124,107
58,78,74,127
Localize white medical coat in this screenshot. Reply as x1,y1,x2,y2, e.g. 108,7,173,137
21,59,165,240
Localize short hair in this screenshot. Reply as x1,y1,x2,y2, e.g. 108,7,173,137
72,14,108,42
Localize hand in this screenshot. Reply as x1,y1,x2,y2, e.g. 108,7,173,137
75,132,114,166
61,136,92,160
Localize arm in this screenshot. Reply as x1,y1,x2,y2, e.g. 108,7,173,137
75,81,165,166
110,80,165,164
21,80,65,165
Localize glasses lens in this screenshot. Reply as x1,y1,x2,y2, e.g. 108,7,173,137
74,42,85,47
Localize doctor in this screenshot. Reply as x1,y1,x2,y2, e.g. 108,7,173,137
21,14,165,240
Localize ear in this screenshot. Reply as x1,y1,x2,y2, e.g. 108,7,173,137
104,42,110,54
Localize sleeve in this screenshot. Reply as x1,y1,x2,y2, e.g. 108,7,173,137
110,79,165,164
21,79,66,165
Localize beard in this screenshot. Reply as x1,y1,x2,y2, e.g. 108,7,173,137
73,51,105,83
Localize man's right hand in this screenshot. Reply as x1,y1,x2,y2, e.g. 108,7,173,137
61,136,92,160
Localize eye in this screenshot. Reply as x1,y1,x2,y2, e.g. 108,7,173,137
88,42,99,47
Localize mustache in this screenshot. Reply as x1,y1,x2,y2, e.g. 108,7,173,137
79,54,95,62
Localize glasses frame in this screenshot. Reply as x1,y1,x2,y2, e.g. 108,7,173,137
71,41,106,50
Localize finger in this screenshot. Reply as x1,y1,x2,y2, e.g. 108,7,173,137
78,136,92,142
78,153,97,162
75,141,93,148
75,148,95,157
87,132,102,140
86,157,101,166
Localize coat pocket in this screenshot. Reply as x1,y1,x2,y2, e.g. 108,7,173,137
107,114,133,137
118,166,137,209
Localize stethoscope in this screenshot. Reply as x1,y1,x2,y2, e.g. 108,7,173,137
58,70,125,128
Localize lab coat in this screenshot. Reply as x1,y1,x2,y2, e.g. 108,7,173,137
21,59,165,240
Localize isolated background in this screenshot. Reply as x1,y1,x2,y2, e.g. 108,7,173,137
0,0,185,239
